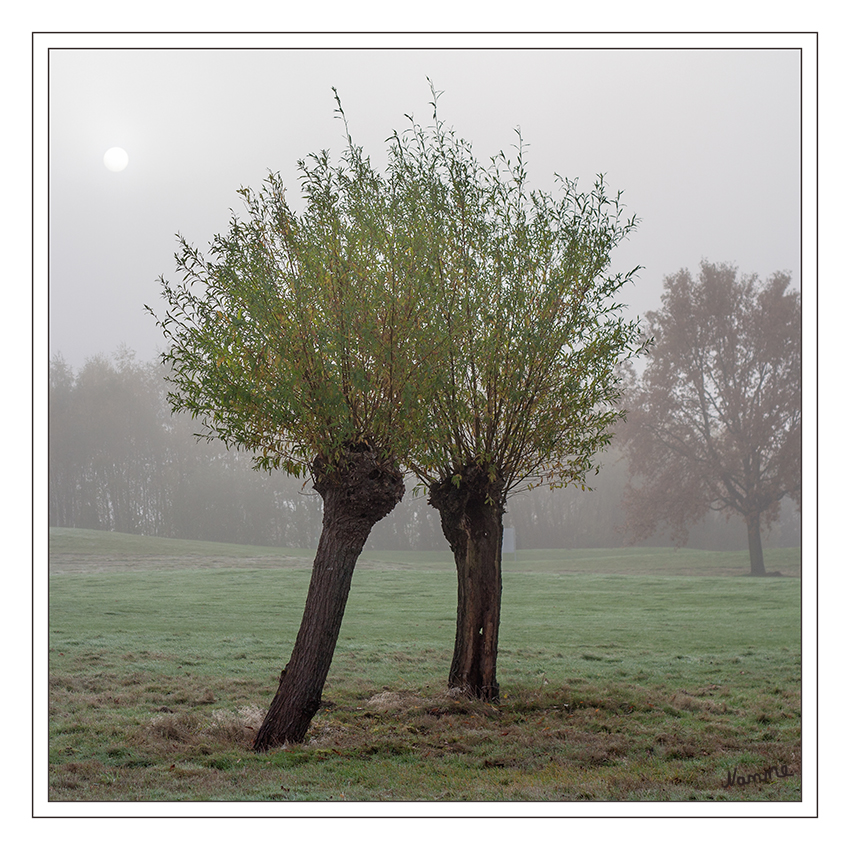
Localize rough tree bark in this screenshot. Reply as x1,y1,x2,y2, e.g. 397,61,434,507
252,444,404,751
429,466,505,702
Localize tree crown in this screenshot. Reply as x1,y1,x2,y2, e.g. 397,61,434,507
387,94,644,497
623,260,801,543
149,113,442,479
150,88,644,496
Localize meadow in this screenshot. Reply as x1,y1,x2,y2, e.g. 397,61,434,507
47,528,802,803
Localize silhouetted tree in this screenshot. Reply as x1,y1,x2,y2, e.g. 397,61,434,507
621,261,801,576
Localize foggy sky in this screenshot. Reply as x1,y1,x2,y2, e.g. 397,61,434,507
47,38,803,369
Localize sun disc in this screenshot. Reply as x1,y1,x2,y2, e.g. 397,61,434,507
103,147,129,172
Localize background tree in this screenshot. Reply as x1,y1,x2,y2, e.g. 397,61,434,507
391,98,644,700
49,349,326,546
621,261,802,576
48,348,173,534
52,351,801,551
148,110,439,749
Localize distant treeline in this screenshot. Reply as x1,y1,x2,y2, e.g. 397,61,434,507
48,350,801,551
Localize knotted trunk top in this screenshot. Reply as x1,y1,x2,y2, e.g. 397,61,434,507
312,443,405,534
428,464,506,559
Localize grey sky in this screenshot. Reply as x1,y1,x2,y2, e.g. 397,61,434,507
48,42,802,368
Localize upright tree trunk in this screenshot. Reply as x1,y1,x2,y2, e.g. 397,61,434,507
429,466,505,701
252,445,404,751
746,512,767,576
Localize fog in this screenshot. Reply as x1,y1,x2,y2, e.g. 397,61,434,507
45,37,803,369
42,35,807,553
48,350,801,552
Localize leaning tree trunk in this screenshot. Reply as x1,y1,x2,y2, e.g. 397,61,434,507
745,511,767,576
252,444,404,751
429,466,505,702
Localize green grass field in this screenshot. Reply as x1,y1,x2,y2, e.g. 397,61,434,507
47,527,802,803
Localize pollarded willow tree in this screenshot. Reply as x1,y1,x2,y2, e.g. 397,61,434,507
390,97,645,700
148,103,443,749
620,261,802,576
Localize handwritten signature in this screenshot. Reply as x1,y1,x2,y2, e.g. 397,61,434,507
723,764,794,788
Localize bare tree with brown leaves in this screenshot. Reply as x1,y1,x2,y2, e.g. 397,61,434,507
621,261,801,576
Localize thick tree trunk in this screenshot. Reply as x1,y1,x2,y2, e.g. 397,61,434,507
429,466,505,702
746,512,767,576
252,445,403,751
